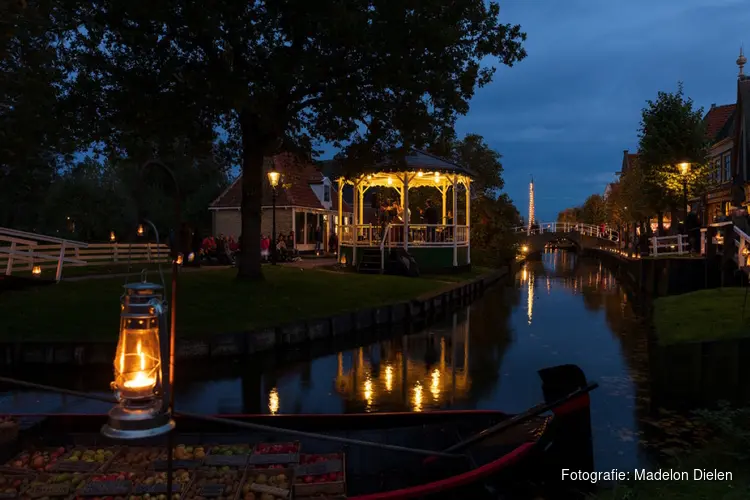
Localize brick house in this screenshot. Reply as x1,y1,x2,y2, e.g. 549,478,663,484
702,103,736,222
209,154,352,252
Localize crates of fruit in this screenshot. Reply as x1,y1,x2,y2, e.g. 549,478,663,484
129,470,192,498
181,470,242,500
21,473,89,499
293,454,345,498
52,448,119,473
247,443,299,468
149,445,206,471
2,448,68,473
108,448,166,471
239,468,292,500
202,446,250,469
0,473,35,499
73,472,135,499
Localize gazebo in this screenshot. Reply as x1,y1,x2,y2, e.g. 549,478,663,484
336,150,475,272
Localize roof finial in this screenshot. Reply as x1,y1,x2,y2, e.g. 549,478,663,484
738,45,747,78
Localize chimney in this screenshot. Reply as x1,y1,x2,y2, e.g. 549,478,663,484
711,103,716,109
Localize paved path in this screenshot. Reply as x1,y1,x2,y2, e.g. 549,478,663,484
62,259,336,281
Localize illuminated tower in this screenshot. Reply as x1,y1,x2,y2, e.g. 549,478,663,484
527,177,535,235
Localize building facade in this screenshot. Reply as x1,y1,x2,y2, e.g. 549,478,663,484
209,154,352,252
703,103,736,222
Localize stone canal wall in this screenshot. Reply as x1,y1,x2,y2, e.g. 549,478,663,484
1,268,509,366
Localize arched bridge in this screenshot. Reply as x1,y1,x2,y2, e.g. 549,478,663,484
514,222,619,255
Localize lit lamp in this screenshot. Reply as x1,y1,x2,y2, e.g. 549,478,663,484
521,245,529,253
101,281,175,439
137,224,145,237
434,172,440,183
31,265,42,277
387,176,393,185
743,246,750,257
110,231,116,242
267,170,281,265
340,254,347,266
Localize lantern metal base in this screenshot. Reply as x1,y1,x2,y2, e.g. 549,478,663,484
101,403,175,440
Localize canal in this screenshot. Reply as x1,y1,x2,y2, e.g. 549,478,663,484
0,250,655,471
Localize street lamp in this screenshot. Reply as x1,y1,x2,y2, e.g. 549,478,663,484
678,162,690,231
267,170,281,265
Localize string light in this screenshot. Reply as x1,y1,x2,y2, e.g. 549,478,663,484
528,177,535,234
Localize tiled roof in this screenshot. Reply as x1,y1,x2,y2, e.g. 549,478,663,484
210,154,326,209
704,104,736,142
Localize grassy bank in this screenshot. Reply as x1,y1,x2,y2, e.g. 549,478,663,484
0,265,496,342
593,405,750,499
653,288,750,345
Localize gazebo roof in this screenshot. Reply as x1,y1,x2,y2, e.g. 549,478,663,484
377,149,476,177
321,149,476,179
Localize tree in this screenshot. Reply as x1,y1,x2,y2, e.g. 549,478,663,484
471,193,520,266
65,0,526,280
581,194,606,225
557,207,581,223
638,82,710,231
0,0,79,230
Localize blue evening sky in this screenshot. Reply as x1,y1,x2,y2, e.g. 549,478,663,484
450,0,750,221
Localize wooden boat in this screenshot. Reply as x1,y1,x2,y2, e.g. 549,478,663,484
3,364,596,500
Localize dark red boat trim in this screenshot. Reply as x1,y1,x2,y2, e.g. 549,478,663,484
349,442,536,500
552,393,590,415
7,410,507,418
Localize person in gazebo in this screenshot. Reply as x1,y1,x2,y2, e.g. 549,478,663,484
423,199,438,242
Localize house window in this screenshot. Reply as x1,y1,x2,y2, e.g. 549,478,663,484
715,159,722,183
324,185,331,202
724,153,732,182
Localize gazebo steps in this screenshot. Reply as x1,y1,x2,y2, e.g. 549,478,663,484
357,248,383,274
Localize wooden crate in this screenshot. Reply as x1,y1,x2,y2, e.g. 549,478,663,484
22,473,89,500
51,447,120,473
293,453,345,498
2,447,69,473
181,469,245,500
240,468,293,500
248,442,300,468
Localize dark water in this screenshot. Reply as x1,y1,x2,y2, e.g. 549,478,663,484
0,250,656,470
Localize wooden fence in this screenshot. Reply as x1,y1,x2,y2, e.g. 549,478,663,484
0,242,170,275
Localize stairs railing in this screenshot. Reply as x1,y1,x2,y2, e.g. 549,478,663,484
380,223,392,271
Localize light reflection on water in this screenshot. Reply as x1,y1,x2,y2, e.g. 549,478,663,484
0,249,651,470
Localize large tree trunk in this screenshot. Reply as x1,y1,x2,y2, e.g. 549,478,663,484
237,116,265,281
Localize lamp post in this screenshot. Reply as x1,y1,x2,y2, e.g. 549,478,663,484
678,162,690,232
267,170,281,265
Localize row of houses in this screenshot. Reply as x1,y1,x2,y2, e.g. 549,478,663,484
617,48,750,229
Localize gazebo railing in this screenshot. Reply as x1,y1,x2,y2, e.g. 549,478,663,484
340,223,469,248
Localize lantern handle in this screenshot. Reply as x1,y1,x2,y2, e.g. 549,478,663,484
141,219,166,290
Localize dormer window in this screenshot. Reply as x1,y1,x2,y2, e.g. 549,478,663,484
324,185,331,202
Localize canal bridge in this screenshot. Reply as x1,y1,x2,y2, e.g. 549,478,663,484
514,222,619,255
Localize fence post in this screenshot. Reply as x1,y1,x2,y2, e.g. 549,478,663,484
677,235,684,254
146,243,152,262
55,241,67,282
113,243,119,263
651,236,658,256
5,241,15,275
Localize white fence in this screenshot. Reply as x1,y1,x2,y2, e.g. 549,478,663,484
513,222,619,242
648,234,691,256
1,227,169,282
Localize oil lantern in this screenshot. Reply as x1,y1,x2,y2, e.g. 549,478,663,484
101,281,175,439
137,224,145,237
110,231,116,242
31,266,42,276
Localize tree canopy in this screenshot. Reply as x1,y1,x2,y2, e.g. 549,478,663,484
63,0,526,279
638,82,711,218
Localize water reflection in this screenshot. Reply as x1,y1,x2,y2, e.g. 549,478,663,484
332,314,471,413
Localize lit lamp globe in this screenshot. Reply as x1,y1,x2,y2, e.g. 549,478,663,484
110,231,116,242
678,162,690,176
101,281,175,439
137,224,145,237
267,170,281,188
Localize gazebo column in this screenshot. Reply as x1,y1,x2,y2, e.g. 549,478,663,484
403,173,410,250
358,184,365,239
465,178,471,264
353,179,359,265
337,178,344,263
452,175,458,266
441,187,447,224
